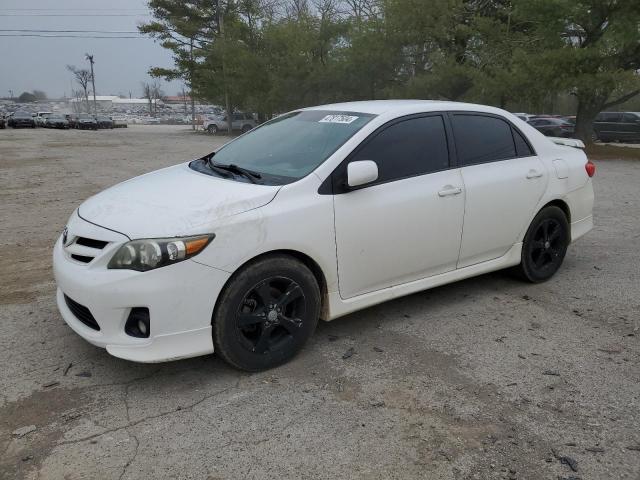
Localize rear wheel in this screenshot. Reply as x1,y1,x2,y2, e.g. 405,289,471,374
515,206,569,283
213,255,320,371
241,124,252,133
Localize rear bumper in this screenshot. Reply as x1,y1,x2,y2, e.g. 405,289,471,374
53,216,231,362
570,215,593,243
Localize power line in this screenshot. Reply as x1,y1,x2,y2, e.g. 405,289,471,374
0,34,146,39
0,8,148,11
0,13,150,17
0,29,141,33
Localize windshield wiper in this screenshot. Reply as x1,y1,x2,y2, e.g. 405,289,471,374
205,154,233,179
210,161,263,184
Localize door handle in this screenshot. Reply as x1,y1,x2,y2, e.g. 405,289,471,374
438,186,462,197
526,169,543,179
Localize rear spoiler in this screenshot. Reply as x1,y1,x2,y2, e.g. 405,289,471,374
549,137,585,149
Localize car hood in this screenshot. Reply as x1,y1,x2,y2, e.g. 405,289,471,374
78,163,281,239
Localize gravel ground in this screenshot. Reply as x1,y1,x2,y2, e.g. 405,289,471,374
1,125,639,480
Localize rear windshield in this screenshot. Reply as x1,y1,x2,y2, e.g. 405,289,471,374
191,110,375,185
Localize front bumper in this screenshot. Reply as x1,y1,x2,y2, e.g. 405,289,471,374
53,214,230,362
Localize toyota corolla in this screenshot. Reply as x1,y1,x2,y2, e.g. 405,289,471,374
53,100,595,371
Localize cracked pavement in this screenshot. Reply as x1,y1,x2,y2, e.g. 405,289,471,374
1,126,639,479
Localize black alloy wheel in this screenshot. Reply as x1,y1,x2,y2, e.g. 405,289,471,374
213,255,320,371
236,277,306,355
516,206,569,283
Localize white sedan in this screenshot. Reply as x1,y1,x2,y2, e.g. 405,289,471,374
53,100,595,371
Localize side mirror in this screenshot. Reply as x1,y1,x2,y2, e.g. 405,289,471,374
347,160,378,188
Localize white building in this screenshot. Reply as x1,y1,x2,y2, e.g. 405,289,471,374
68,96,162,111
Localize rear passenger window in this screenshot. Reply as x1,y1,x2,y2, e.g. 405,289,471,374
513,128,534,157
352,115,449,182
452,114,516,166
601,113,621,122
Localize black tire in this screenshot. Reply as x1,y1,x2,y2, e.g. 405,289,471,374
515,206,570,283
241,124,252,133
213,255,320,371
207,124,218,134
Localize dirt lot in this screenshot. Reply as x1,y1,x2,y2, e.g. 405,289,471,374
1,125,639,480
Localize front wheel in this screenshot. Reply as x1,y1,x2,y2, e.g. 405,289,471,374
207,124,218,134
213,255,320,371
515,206,570,283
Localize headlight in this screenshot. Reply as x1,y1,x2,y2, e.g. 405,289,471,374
108,234,214,271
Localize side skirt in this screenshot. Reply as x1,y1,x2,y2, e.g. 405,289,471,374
325,243,523,321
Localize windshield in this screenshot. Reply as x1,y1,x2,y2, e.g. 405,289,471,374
192,110,375,185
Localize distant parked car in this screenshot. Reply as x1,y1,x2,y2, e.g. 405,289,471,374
528,117,575,138
8,111,36,128
513,112,535,122
96,116,114,129
112,117,128,128
77,114,98,130
46,114,70,129
66,114,80,129
34,111,52,127
593,112,640,143
204,112,257,134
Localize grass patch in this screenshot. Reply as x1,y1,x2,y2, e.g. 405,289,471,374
585,143,640,160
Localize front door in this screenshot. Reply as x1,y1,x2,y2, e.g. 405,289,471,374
332,114,465,299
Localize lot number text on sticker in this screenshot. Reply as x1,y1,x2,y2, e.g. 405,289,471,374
319,114,359,124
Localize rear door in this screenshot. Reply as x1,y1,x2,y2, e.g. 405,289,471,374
598,112,623,140
232,113,244,130
332,114,465,298
621,113,640,141
450,113,548,268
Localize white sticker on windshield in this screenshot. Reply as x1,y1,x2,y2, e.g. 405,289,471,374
319,114,359,124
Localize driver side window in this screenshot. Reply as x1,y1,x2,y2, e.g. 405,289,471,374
351,115,450,184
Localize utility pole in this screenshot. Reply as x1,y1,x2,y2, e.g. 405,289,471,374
86,53,98,117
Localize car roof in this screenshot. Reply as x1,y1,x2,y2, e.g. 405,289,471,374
301,100,510,116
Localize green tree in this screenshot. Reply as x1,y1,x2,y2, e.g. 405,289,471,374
514,0,640,143
18,92,37,103
139,0,215,128
32,90,48,101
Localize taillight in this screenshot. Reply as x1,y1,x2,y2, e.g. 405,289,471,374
585,160,596,177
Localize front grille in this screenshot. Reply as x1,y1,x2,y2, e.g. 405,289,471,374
63,294,100,331
71,254,93,263
76,237,108,249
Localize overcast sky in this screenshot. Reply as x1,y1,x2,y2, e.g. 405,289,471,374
0,0,182,99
